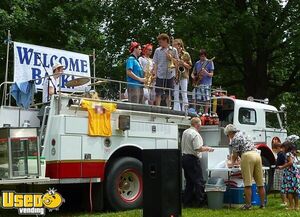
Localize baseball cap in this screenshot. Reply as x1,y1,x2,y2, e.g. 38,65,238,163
52,63,64,72
129,42,140,53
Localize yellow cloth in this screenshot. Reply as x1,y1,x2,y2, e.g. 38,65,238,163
81,100,117,136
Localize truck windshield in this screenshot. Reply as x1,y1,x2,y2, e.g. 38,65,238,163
266,111,281,129
216,98,234,127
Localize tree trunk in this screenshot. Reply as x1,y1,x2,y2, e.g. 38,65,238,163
243,0,269,99
243,52,268,99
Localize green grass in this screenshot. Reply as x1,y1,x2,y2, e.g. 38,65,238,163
1,194,300,217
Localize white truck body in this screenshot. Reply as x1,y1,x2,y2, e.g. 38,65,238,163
0,89,287,210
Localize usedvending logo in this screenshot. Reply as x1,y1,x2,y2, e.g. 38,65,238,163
1,188,64,215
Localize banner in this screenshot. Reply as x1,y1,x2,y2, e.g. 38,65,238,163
14,42,91,92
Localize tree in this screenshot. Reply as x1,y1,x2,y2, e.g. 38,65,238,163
0,0,107,81
0,0,299,133
173,0,300,100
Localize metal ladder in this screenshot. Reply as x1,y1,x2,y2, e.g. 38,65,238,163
39,106,50,154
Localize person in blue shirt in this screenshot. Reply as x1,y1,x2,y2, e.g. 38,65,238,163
191,49,214,113
126,42,144,103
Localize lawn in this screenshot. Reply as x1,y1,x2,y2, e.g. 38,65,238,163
1,194,300,217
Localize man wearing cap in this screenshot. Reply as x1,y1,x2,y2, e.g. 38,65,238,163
42,63,64,103
181,117,214,207
224,124,265,210
126,42,144,104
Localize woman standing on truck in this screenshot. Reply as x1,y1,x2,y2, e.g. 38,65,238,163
224,124,265,210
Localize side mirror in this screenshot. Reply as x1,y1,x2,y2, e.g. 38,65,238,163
280,104,286,112
279,104,287,128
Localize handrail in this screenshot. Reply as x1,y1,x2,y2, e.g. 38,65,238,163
1,72,228,115
0,81,14,106
57,72,226,111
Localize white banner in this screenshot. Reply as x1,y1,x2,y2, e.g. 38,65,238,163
13,42,91,92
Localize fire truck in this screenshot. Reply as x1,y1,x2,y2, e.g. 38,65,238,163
0,76,287,211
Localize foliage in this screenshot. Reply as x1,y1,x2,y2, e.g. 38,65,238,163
0,0,299,134
277,92,300,136
0,0,106,81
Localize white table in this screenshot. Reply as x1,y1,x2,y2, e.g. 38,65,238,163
207,167,270,179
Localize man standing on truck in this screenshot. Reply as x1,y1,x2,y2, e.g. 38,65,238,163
191,49,214,114
153,33,179,107
181,117,214,207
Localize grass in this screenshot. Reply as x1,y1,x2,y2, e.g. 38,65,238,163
1,194,300,217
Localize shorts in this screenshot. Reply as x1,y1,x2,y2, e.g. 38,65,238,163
192,85,211,102
273,169,284,191
240,150,264,187
127,87,143,104
155,77,174,96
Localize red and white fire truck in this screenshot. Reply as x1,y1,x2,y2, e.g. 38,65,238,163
0,75,287,211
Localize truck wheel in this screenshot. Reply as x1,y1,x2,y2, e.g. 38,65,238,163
262,156,273,193
105,157,143,211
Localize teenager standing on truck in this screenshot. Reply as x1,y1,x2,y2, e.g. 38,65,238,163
191,49,214,113
153,33,178,107
181,117,214,207
126,42,144,104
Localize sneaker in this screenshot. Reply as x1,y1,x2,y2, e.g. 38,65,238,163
240,204,252,210
259,205,265,209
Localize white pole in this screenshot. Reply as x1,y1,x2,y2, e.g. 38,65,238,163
2,30,11,106
93,49,96,90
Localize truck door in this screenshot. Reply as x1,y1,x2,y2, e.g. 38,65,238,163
235,107,266,143
265,111,287,148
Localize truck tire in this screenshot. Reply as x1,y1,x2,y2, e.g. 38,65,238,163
105,157,143,211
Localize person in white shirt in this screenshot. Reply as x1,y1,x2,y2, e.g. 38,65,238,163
139,43,155,105
181,117,214,207
42,63,64,103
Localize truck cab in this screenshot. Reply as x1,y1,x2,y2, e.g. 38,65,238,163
215,96,287,165
216,96,286,146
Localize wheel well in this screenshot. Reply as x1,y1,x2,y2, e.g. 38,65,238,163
104,146,142,177
256,143,276,165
